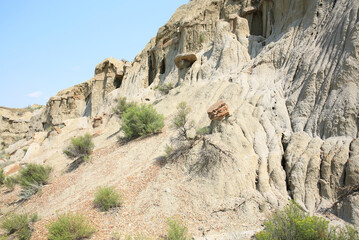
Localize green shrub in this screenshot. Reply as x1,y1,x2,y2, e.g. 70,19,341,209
15,163,51,199
255,200,359,240
47,212,96,240
0,169,4,185
18,163,52,189
122,104,164,139
199,34,205,43
113,97,137,117
164,144,174,159
94,186,122,211
196,126,211,136
155,83,174,95
167,217,190,240
334,225,359,239
63,133,94,161
1,213,38,240
172,102,193,141
4,175,17,191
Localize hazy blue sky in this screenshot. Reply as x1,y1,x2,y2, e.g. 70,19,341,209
0,0,188,108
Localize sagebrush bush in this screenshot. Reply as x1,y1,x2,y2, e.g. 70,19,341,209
47,212,95,240
255,200,359,240
172,102,193,141
196,126,211,136
63,133,94,161
0,168,4,185
122,104,164,139
15,163,52,199
94,186,122,211
167,217,190,240
1,213,38,240
113,97,137,117
4,175,17,191
18,163,52,189
154,83,174,94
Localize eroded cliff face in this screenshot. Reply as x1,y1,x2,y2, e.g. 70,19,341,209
1,0,359,234
105,0,359,225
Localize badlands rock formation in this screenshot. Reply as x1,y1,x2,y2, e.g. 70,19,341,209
1,0,359,238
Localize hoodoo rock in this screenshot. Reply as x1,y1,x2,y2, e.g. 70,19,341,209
174,53,197,69
207,101,230,120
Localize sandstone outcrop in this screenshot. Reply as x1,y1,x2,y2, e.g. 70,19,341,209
207,101,230,120
174,53,197,69
1,0,359,238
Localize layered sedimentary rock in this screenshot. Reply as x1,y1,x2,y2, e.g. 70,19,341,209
2,0,359,232
207,101,230,120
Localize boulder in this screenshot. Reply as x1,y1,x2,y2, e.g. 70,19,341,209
174,53,197,69
9,149,26,162
5,139,28,155
207,101,230,121
3,163,22,176
93,116,103,128
54,126,62,134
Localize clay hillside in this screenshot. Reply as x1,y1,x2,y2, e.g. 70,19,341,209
1,0,359,239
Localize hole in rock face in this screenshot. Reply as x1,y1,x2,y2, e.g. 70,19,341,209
114,74,123,89
160,58,166,74
249,12,263,36
148,53,157,87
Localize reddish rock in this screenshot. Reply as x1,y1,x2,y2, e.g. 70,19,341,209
207,101,230,120
93,116,103,128
4,163,22,176
54,126,62,134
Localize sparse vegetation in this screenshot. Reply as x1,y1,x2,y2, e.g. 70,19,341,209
122,104,164,139
196,126,211,136
1,213,38,240
199,33,205,43
255,200,359,240
172,102,194,142
0,151,10,161
166,217,190,240
18,163,52,190
4,175,17,191
0,169,4,185
154,83,174,95
47,212,96,240
164,102,195,162
164,144,174,159
94,186,122,211
63,133,94,162
113,97,137,117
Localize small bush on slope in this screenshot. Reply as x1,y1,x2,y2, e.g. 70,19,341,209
16,163,52,199
113,97,137,117
255,200,359,240
154,83,174,95
4,175,18,191
63,133,94,162
167,217,191,240
1,213,38,240
0,169,4,185
94,186,123,211
171,102,193,142
122,104,164,139
47,212,95,240
18,163,51,189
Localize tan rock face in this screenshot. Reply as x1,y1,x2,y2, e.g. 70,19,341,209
207,101,230,120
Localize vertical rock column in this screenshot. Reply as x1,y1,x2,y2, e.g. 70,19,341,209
91,73,106,117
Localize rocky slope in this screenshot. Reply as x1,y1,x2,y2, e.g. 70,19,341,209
0,0,359,239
